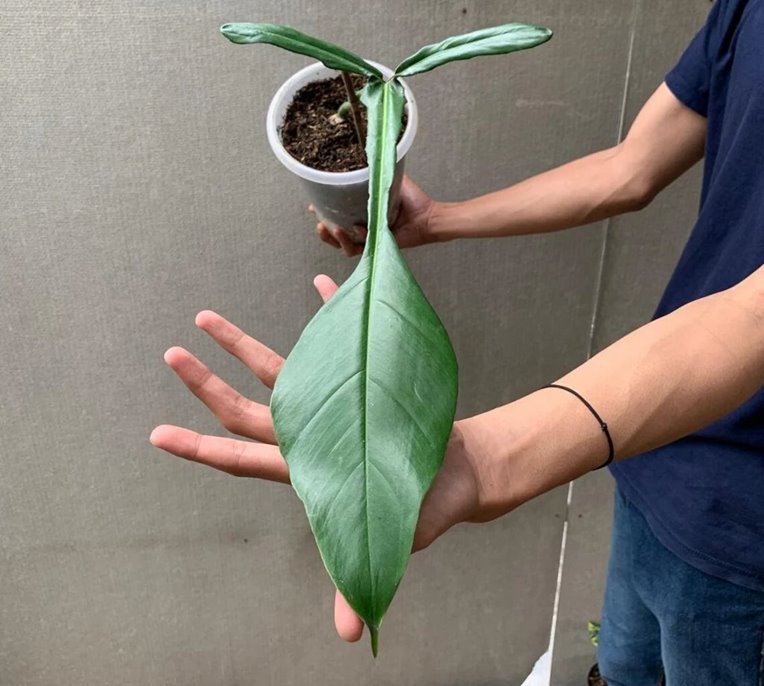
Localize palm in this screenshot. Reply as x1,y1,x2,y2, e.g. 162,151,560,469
389,176,434,249
150,274,477,644
314,176,435,256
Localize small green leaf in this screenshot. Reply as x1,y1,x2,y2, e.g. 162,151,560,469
588,621,601,647
219,23,382,79
395,23,552,77
271,77,458,655
337,101,353,120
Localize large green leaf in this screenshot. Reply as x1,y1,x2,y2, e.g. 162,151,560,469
394,23,552,77
220,23,382,79
271,78,458,655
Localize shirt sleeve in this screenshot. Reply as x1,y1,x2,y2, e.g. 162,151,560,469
665,1,724,117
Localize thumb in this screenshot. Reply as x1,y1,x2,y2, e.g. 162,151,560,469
334,589,364,642
313,274,339,303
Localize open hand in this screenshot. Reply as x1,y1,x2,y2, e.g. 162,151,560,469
313,176,437,256
150,274,482,643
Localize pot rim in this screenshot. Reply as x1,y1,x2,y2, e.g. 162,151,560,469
266,60,418,186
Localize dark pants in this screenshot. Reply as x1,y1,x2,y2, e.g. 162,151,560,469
598,487,764,686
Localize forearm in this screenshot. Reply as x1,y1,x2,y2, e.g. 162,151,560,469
427,84,706,243
429,145,649,241
462,267,764,518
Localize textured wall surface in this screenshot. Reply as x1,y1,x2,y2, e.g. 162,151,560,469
1,1,707,684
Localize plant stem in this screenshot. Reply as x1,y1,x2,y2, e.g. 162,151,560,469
340,70,367,165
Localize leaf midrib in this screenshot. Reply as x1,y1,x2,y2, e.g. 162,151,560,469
360,80,393,623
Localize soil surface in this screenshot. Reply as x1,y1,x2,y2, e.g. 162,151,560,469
281,73,407,173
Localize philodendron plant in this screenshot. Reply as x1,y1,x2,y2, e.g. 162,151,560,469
220,21,552,655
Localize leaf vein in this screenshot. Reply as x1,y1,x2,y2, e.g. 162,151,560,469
369,375,439,454
317,461,364,527
288,369,363,451
376,297,441,349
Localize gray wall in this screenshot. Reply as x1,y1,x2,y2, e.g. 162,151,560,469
1,1,707,684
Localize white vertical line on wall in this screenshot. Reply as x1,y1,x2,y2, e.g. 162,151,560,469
547,0,641,669
589,0,640,352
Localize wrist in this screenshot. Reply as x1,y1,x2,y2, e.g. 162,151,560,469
455,414,526,521
426,200,463,243
459,389,608,518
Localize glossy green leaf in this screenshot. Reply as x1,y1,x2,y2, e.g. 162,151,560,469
271,78,458,656
394,23,552,77
220,23,382,79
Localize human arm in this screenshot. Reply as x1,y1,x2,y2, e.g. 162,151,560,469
430,83,707,240
468,264,764,518
317,83,707,254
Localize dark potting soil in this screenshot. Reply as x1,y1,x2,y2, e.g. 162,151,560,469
280,73,408,173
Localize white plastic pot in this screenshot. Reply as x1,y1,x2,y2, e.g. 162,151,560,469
266,61,418,242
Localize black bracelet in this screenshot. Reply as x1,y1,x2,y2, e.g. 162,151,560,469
543,384,614,470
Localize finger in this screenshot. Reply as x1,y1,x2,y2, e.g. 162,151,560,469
333,228,363,257
195,311,283,389
308,204,315,215
317,222,341,249
351,225,368,243
163,346,276,443
400,174,425,200
313,274,338,303
334,589,364,642
150,425,289,482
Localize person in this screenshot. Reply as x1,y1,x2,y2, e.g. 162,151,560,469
151,1,764,683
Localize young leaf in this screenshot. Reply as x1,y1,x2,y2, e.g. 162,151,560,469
588,621,601,647
220,23,382,79
271,77,458,656
394,23,552,77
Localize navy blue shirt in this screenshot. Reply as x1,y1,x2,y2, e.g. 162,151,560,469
611,0,764,593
